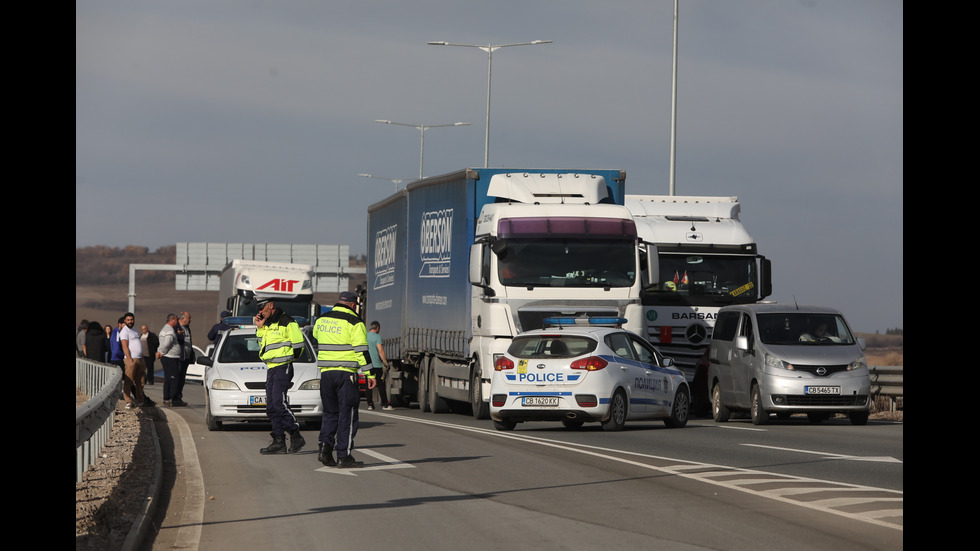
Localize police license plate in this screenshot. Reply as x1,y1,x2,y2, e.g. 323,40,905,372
522,396,559,406
804,386,840,395
249,395,267,406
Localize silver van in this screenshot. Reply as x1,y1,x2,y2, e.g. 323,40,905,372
706,303,871,425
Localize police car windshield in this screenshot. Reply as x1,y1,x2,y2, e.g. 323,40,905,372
756,313,856,346
238,297,311,321
218,333,314,363
508,335,597,358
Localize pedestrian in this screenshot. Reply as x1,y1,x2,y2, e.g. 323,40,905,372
253,295,306,454
174,311,194,405
207,310,233,349
119,312,151,408
109,317,126,369
84,321,107,363
365,320,394,410
77,319,89,357
312,290,373,468
156,313,183,406
103,325,113,363
141,324,159,386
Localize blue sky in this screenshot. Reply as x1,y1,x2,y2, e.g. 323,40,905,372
76,1,903,332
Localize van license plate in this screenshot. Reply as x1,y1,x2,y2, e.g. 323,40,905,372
523,396,558,406
249,395,267,406
804,386,840,395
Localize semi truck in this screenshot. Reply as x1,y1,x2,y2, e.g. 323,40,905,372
625,195,772,383
218,259,320,326
366,168,651,418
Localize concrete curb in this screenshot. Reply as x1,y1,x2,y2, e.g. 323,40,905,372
122,405,163,551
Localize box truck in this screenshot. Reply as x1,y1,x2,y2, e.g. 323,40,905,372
366,168,650,418
218,259,320,326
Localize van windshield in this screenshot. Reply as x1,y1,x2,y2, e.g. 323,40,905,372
756,313,856,345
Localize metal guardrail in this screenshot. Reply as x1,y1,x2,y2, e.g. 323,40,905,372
76,358,123,483
869,365,902,412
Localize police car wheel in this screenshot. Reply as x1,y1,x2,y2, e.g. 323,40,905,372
493,419,516,431
602,390,628,431
664,386,690,428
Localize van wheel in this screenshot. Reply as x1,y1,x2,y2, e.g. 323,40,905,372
849,411,869,425
750,384,769,425
711,384,730,422
602,390,628,431
664,386,690,428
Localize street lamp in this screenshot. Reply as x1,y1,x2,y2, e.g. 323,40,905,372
428,40,552,168
357,173,407,192
373,120,470,179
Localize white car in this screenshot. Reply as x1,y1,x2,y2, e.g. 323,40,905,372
490,317,690,431
198,326,322,431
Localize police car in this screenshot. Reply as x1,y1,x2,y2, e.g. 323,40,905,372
489,317,690,431
198,323,322,431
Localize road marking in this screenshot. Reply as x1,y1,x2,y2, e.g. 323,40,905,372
315,447,416,476
361,410,902,530
741,443,903,463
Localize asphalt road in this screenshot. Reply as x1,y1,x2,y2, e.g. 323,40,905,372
143,383,902,551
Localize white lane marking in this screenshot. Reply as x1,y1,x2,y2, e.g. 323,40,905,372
360,410,903,530
741,443,903,463
316,447,416,476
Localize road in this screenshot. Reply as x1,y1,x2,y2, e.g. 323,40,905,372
144,383,902,551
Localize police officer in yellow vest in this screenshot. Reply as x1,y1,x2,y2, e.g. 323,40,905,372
254,294,306,455
313,291,375,468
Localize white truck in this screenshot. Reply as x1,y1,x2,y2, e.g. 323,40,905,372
218,259,320,326
367,168,651,418
626,195,772,383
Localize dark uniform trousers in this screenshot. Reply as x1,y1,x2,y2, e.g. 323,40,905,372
319,369,360,459
266,362,298,436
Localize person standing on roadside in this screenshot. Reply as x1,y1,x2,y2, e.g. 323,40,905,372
313,291,373,468
254,295,307,455
109,317,126,369
119,312,151,408
84,321,107,363
156,314,184,407
365,321,394,410
174,311,194,405
141,324,159,386
77,319,89,357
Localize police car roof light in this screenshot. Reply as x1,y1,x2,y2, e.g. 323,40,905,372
541,316,628,328
224,316,257,328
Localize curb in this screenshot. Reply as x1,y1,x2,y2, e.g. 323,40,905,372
122,405,164,551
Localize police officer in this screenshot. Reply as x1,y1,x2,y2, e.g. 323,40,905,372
313,290,374,468
254,294,307,455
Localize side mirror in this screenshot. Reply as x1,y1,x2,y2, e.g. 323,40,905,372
197,356,213,367
661,356,674,368
735,336,750,352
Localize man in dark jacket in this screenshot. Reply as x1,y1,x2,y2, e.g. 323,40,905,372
141,324,160,386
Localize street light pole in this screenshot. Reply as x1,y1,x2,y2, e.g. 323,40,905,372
357,173,407,192
428,40,552,168
374,120,470,179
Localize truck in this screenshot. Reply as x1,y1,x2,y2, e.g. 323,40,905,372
218,259,320,326
366,168,651,418
625,195,772,385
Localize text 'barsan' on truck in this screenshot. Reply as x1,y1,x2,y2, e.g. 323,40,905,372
367,168,655,418
218,259,320,326
625,195,772,383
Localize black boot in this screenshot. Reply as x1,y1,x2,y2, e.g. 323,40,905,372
260,433,287,454
287,429,306,453
318,442,337,467
337,454,364,469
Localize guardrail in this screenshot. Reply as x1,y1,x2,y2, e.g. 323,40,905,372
869,365,902,412
76,358,123,483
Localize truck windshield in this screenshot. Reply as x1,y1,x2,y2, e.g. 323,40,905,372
497,238,636,288
643,254,758,305
756,313,856,345
238,297,312,323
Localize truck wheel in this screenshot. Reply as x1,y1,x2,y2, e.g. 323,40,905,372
602,390,628,431
427,361,449,413
418,362,430,412
470,363,490,420
750,384,769,425
712,383,730,422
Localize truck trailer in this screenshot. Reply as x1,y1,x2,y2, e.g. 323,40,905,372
218,259,320,326
366,168,651,418
625,195,772,381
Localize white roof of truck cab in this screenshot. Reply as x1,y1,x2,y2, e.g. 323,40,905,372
625,195,741,221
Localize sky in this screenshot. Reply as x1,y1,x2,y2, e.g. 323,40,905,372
76,0,903,333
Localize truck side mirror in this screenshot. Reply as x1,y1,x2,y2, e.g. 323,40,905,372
759,257,772,299
469,243,484,285
644,243,659,287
